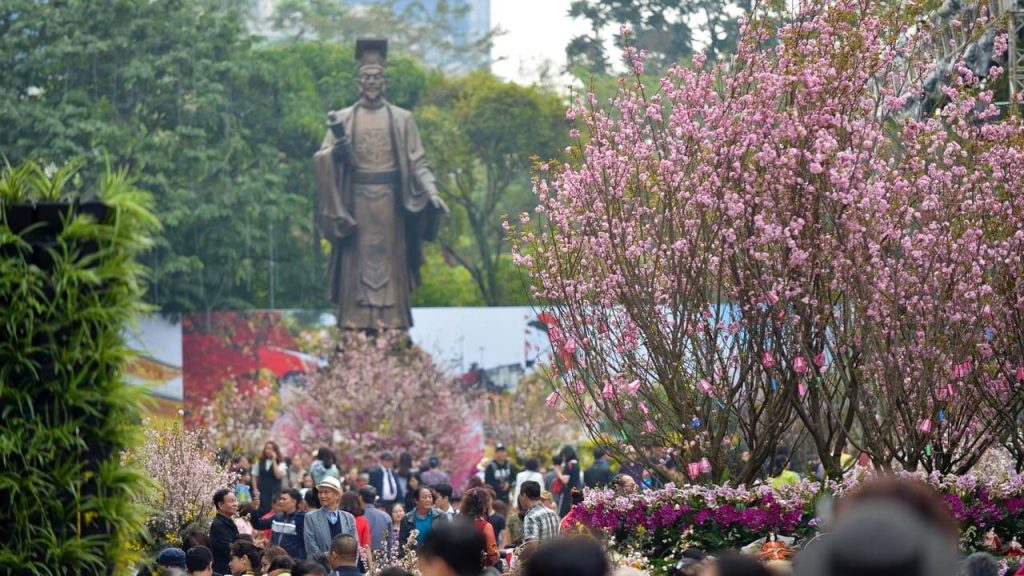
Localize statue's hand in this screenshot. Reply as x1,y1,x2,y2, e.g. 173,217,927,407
429,193,449,214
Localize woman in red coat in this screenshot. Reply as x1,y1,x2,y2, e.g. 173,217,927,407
460,487,500,568
340,491,374,569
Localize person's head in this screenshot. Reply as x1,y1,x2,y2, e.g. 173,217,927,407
551,455,563,467
291,454,304,468
232,454,251,470
435,483,453,509
381,451,395,467
492,499,507,517
157,547,188,571
391,503,406,523
668,549,707,576
213,488,238,518
345,466,359,483
705,553,771,576
418,520,487,576
524,537,609,576
303,486,321,510
408,474,421,490
317,476,343,510
459,487,491,520
525,458,539,472
569,487,585,506
494,445,508,463
328,533,359,569
415,485,435,512
963,553,999,576
610,474,638,494
262,441,281,462
560,446,577,462
238,502,256,517
301,473,314,489
278,488,301,514
181,527,211,553
259,545,289,575
763,559,792,576
292,560,328,576
359,485,379,506
428,455,440,470
399,452,414,472
316,447,335,467
794,500,960,576
229,540,262,576
465,476,485,491
185,545,213,576
519,481,542,507
379,568,413,576
541,491,556,510
835,476,959,542
340,491,365,517
267,555,295,576
593,447,607,462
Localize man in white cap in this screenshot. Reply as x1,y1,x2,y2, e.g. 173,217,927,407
304,476,356,565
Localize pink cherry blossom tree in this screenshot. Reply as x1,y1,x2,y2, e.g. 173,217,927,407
515,0,1024,482
282,331,485,486
128,424,236,545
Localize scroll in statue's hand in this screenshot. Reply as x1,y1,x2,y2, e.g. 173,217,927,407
327,112,349,162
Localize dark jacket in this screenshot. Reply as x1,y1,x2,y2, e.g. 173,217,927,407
397,508,447,554
485,460,518,503
368,466,404,504
251,509,306,559
583,460,613,489
209,513,239,575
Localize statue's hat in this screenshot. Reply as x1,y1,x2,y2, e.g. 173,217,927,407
356,38,388,69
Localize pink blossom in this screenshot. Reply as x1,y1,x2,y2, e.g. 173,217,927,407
793,356,807,374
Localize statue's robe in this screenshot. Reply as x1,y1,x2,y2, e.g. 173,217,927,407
313,100,442,330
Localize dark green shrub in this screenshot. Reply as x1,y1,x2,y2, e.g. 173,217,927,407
0,160,160,574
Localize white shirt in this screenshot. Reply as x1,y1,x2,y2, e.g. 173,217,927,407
380,467,398,501
513,470,545,502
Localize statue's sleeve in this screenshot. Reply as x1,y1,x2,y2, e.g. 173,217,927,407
313,129,357,241
405,115,439,202
404,115,444,242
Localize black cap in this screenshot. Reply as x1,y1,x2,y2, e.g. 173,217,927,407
157,547,187,569
495,444,507,452
381,451,394,461
356,38,388,68
359,485,378,504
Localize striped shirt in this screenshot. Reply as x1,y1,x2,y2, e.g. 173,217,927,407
523,504,560,543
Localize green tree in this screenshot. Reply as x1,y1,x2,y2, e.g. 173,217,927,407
567,0,761,73
269,0,497,74
417,72,567,305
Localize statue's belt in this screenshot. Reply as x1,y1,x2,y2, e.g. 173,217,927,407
352,170,399,185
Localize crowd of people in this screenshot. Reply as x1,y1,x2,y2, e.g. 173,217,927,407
140,440,1020,576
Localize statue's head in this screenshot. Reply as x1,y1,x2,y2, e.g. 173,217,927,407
356,38,387,104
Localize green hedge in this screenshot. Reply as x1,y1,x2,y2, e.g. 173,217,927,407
0,161,159,574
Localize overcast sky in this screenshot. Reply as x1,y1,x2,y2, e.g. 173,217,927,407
490,0,592,87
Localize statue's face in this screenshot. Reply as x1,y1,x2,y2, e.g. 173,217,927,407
358,65,386,103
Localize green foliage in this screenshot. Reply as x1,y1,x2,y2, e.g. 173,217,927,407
0,160,158,574
268,0,497,74
412,244,485,306
418,72,567,305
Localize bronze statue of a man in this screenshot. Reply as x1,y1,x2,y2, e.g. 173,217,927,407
313,38,447,331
